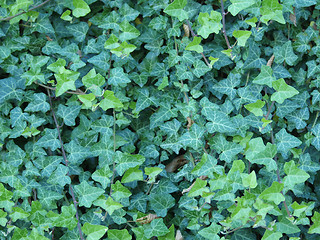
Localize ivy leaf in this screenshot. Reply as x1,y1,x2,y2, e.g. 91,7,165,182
179,124,205,151
47,164,71,187
73,0,91,18
119,3,140,22
259,182,285,205
94,196,123,215
283,160,310,191
150,103,178,129
311,124,320,150
82,223,107,240
55,70,80,97
92,166,113,189
198,222,221,240
66,22,89,42
114,152,145,176
135,88,158,112
119,21,140,41
25,93,50,113
274,41,298,66
108,229,131,240
144,218,170,238
74,181,104,208
99,90,124,110
36,128,60,151
243,42,267,69
228,0,256,16
56,104,81,127
275,129,302,157
111,181,132,201
271,79,299,104
244,100,265,116
108,67,131,87
54,205,78,230
205,111,236,133
148,193,175,217
211,134,243,163
253,65,276,88
260,0,285,24
164,0,188,21
306,60,320,78
0,77,25,104
82,69,105,96
233,30,252,47
198,11,222,39
185,37,203,53
308,211,320,234
87,51,110,72
121,166,143,183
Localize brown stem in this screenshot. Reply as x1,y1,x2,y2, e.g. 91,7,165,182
46,89,84,240
0,0,51,22
220,0,231,49
36,82,85,95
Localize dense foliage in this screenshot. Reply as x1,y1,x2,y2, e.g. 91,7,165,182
1,0,320,239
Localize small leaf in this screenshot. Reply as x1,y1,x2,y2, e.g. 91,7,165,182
259,182,285,205
233,30,252,46
99,90,123,110
253,65,276,87
271,79,299,104
108,229,131,240
228,0,256,16
198,11,222,39
185,36,203,53
73,0,91,18
74,181,105,208
164,0,188,21
82,223,108,240
244,100,265,116
144,218,170,238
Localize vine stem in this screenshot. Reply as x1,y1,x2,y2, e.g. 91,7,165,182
185,20,211,68
220,0,231,49
110,109,117,195
46,89,84,240
0,0,51,22
36,82,85,95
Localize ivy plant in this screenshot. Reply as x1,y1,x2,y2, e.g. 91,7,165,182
0,0,320,239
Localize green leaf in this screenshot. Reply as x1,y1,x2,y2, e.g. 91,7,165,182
55,70,80,97
244,100,265,116
54,205,78,230
241,171,258,188
260,0,285,24
61,10,72,21
253,65,276,87
198,222,221,240
94,196,123,215
99,90,124,110
164,0,188,21
111,181,132,201
259,181,285,205
283,160,310,191
47,164,71,187
228,0,256,16
56,104,81,126
82,68,105,96
274,41,298,66
309,211,320,234
144,167,163,183
243,42,267,69
179,124,205,151
74,181,104,208
114,152,145,176
198,11,222,39
36,128,60,151
92,166,113,189
233,30,252,47
271,79,299,104
275,129,302,157
104,34,120,50
82,223,108,240
73,0,91,18
119,21,140,41
149,193,175,217
66,22,89,42
188,178,209,197
108,67,131,87
121,166,143,183
185,37,203,53
10,207,29,222
47,58,66,73
108,229,131,240
144,218,170,238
